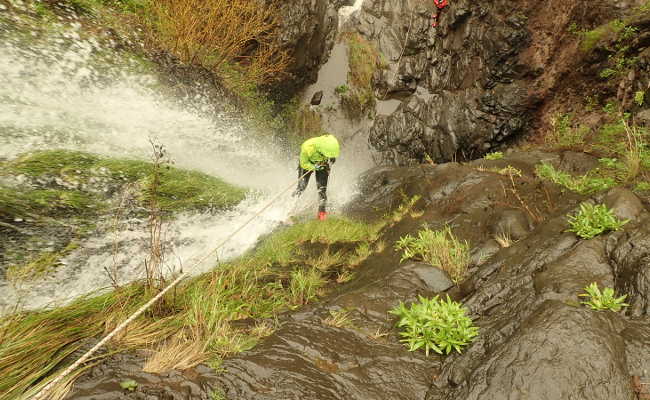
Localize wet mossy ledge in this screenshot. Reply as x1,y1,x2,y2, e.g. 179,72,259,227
2,149,247,214
0,149,247,281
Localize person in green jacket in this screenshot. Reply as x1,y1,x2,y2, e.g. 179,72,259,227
292,134,340,220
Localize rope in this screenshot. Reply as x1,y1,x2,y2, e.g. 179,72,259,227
32,170,312,400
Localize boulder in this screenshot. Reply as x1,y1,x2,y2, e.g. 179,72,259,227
430,301,633,400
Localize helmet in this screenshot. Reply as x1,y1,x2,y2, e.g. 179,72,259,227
318,134,340,159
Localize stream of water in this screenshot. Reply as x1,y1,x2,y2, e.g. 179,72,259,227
0,5,374,312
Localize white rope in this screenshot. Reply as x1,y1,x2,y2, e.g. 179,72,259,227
32,172,310,400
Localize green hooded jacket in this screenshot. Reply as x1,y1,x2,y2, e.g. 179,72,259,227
299,134,340,171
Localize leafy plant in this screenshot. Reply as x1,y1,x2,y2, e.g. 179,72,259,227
579,282,629,312
600,68,617,79
389,295,479,355
334,84,350,95
120,379,138,391
566,203,628,239
635,90,645,106
395,226,470,283
484,151,504,160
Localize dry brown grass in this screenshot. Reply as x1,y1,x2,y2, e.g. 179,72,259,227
149,0,290,87
623,119,642,181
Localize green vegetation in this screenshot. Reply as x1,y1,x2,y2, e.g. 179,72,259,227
0,199,422,397
0,186,101,218
390,295,479,356
635,91,645,106
5,150,247,213
340,32,385,119
119,379,138,391
548,113,589,148
483,151,504,160
579,282,629,312
566,203,628,239
535,163,616,195
635,182,650,192
335,85,350,95
7,242,79,281
395,226,470,283
580,19,628,52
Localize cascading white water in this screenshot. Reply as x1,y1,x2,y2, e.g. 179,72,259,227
339,0,365,26
0,4,373,312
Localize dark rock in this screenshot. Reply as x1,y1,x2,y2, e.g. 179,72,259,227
310,90,324,105
490,209,530,240
356,0,531,164
268,0,352,99
403,262,454,293
623,320,650,377
610,222,650,317
217,321,435,400
429,301,633,400
603,187,646,222
534,238,614,303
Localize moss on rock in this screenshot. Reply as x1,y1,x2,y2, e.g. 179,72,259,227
5,149,247,213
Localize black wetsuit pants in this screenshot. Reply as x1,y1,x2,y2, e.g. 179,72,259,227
294,164,330,212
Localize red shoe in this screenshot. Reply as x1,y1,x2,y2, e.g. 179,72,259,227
318,211,327,221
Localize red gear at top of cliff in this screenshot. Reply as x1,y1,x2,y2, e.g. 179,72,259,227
434,0,448,9
431,0,448,27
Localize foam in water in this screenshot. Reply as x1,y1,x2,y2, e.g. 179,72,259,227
0,5,373,312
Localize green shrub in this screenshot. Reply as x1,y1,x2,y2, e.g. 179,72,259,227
389,295,479,355
395,226,470,283
484,151,504,160
579,282,629,312
566,203,628,239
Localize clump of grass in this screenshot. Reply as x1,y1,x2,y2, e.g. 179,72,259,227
566,203,628,239
547,113,590,148
323,309,354,328
395,226,470,283
535,163,616,195
148,0,290,89
254,217,382,266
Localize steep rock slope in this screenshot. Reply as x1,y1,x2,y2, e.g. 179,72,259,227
350,0,639,164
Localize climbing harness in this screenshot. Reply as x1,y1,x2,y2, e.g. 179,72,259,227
32,171,315,400
431,0,448,27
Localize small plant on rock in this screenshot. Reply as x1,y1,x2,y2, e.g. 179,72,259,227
566,203,628,239
395,226,470,283
484,151,504,160
390,295,479,356
579,282,629,312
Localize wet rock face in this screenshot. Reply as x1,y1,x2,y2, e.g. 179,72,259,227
216,260,448,400
271,0,353,98
445,301,633,400
357,0,531,164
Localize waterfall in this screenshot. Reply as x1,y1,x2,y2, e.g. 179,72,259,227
0,5,371,312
